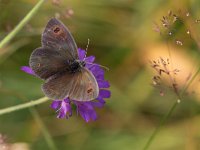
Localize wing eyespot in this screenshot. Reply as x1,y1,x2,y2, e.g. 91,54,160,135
87,88,93,94
53,26,61,34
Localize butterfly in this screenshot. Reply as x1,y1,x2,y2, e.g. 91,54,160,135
29,18,99,101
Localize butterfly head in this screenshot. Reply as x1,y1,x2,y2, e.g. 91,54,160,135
79,60,86,68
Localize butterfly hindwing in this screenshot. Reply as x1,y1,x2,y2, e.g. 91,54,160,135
42,68,99,101
42,71,75,100
42,18,78,60
69,68,99,101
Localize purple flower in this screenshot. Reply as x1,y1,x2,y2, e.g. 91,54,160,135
21,66,35,76
51,98,72,119
21,48,110,122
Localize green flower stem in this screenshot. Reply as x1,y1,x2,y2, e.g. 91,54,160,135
0,88,57,150
143,67,200,150
0,96,49,115
143,100,179,150
29,108,58,150
0,0,46,49
180,67,200,96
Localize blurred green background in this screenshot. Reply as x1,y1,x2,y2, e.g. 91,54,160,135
1,0,200,149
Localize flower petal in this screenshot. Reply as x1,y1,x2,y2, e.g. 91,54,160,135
88,109,97,121
74,102,98,122
79,110,90,122
21,66,35,75
64,98,70,103
97,80,110,88
51,100,62,109
57,100,72,119
78,48,86,60
99,89,111,98
89,65,105,80
96,97,106,104
85,56,95,63
91,100,105,108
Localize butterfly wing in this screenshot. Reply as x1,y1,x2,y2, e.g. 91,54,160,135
42,72,76,100
42,18,78,60
42,68,99,101
69,68,99,101
31,18,98,101
29,47,67,80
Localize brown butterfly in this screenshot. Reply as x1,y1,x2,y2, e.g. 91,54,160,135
29,18,99,101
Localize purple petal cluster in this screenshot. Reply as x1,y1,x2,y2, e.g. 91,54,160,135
21,48,110,122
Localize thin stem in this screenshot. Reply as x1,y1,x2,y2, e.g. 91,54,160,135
29,108,58,150
143,66,200,150
0,0,46,49
0,89,57,150
143,100,179,150
180,67,200,96
0,96,49,115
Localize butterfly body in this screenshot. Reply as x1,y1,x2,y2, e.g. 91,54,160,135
29,18,99,101
67,60,86,73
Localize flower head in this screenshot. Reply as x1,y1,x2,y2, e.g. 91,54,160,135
21,48,110,122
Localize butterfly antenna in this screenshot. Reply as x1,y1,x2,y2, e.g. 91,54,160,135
84,38,90,59
98,64,109,71
83,39,109,71
86,62,109,71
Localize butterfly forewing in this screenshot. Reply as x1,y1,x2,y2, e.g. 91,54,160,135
42,68,99,101
29,47,67,80
42,18,78,60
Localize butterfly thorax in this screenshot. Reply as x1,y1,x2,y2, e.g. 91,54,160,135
68,60,86,73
